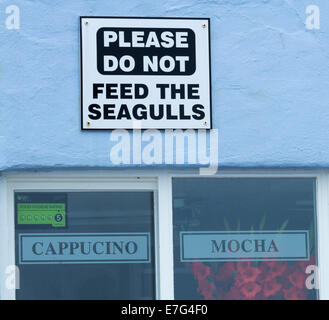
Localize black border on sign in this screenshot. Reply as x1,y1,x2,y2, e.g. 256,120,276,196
79,16,212,130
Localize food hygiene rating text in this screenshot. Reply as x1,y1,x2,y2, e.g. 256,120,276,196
88,83,205,121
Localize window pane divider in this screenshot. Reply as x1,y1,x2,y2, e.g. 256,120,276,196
157,173,174,299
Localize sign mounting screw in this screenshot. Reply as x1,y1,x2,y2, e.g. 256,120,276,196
86,121,90,126
85,21,89,26
202,24,206,28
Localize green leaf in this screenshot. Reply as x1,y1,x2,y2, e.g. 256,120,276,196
259,215,266,230
223,217,230,231
278,219,289,233
236,219,240,232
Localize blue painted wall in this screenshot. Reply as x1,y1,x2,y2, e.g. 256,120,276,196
0,0,328,170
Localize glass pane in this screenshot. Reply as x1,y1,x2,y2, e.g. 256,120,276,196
173,178,318,300
15,192,155,300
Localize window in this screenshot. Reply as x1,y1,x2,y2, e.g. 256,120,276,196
172,178,318,300
15,191,155,300
1,172,326,300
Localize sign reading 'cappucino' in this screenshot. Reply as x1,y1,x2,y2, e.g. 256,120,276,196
80,17,211,129
19,233,151,264
180,231,310,262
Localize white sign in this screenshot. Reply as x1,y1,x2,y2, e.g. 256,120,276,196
80,17,212,129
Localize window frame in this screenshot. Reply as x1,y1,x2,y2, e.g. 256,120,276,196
1,169,329,300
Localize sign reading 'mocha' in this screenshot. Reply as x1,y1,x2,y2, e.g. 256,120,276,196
180,231,310,262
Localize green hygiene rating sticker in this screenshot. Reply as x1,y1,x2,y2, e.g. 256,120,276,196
17,203,66,227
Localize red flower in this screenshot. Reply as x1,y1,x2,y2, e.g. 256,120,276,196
236,261,252,274
234,276,245,288
242,266,262,282
263,278,282,298
297,257,316,273
239,282,262,300
263,261,288,279
191,262,212,281
255,262,269,282
283,287,308,300
224,286,244,300
288,268,307,289
215,286,227,300
198,279,216,300
215,262,236,282
280,266,295,288
234,266,262,287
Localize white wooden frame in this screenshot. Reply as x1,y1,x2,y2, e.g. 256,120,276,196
1,175,161,300
1,169,329,300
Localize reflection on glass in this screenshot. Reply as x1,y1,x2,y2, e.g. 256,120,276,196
173,178,318,300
